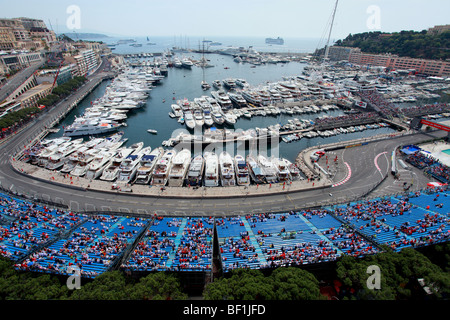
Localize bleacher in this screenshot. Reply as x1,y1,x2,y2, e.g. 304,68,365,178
121,217,183,272
1,188,449,278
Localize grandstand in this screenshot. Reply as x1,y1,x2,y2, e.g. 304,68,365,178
1,186,449,279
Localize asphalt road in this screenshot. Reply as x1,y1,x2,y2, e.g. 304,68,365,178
0,58,445,217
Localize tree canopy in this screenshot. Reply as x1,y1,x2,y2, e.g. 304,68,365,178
203,267,325,300
335,30,450,60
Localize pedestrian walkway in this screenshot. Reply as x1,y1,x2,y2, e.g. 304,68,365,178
240,216,268,265
166,217,187,268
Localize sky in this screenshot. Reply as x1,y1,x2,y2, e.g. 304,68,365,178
1,0,449,40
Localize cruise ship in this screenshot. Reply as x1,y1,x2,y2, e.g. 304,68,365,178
186,154,204,187
219,151,236,187
168,149,191,187
151,149,177,186
265,37,284,45
234,154,250,186
134,147,163,185
203,152,219,187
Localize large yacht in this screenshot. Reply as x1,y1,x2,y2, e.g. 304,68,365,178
100,143,142,182
257,154,278,183
85,150,117,180
234,154,250,186
186,154,204,187
45,139,84,171
271,157,292,182
219,151,236,187
222,78,237,90
211,90,233,110
193,108,205,128
168,149,191,187
203,152,219,187
184,110,196,130
151,149,177,186
63,119,123,137
134,147,164,185
247,154,266,184
228,92,247,108
69,148,100,177
117,146,151,183
242,90,262,106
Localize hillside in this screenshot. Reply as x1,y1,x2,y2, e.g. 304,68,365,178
334,30,450,61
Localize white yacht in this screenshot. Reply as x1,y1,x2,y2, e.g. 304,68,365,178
117,146,151,183
211,90,233,110
63,119,124,137
186,154,204,187
203,152,219,187
100,144,141,182
257,155,278,183
219,151,236,187
69,148,100,177
151,149,177,186
234,154,250,186
193,108,205,127
45,139,83,171
222,111,237,125
134,147,164,185
184,110,196,130
203,108,214,127
85,150,117,180
271,157,292,182
247,154,266,184
168,149,191,187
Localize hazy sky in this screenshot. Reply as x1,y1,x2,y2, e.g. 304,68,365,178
1,0,449,39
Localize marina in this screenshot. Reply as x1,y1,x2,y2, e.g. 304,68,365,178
15,46,449,190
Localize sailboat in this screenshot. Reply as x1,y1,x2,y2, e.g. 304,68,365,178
147,36,156,45
200,40,212,90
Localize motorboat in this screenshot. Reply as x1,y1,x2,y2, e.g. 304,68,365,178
271,157,292,182
257,154,278,183
184,110,196,130
203,108,214,127
168,149,191,187
234,154,250,186
186,154,204,187
151,149,177,186
203,152,219,187
247,154,266,184
134,147,164,185
117,146,151,183
193,108,205,127
85,150,117,180
219,151,236,187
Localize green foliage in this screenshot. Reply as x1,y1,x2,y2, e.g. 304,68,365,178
125,272,188,300
336,248,450,300
0,107,41,130
336,30,450,60
203,268,324,300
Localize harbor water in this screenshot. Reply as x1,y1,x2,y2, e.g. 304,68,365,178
47,43,399,163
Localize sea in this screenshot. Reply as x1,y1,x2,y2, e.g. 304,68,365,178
47,36,405,163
